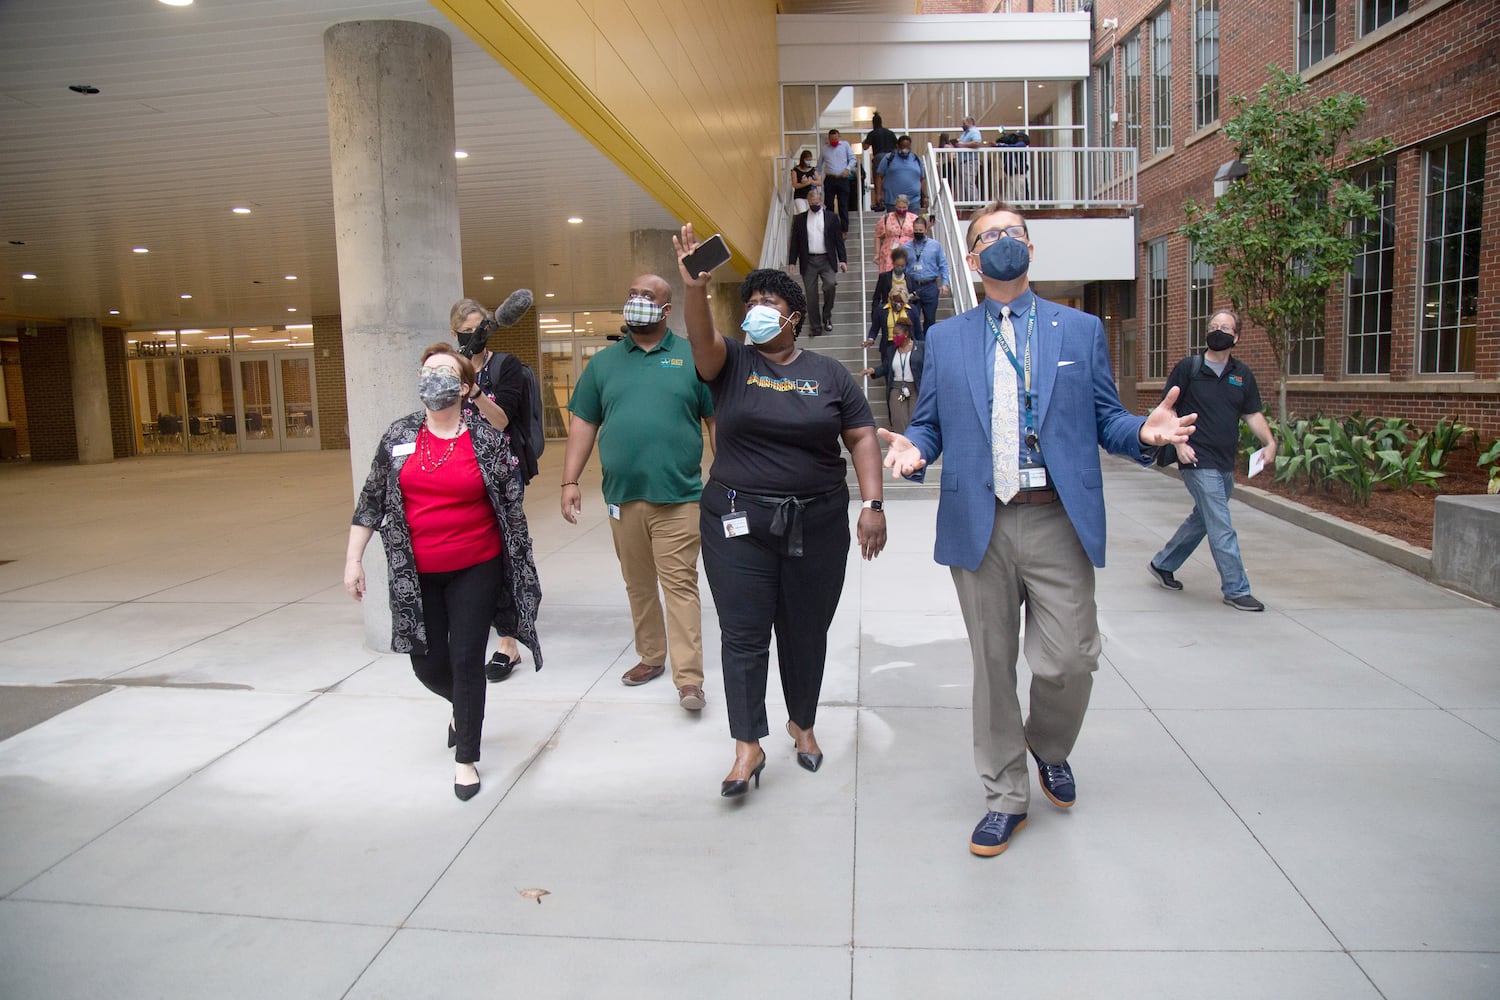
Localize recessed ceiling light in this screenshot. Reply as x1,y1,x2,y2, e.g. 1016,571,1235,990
482,275,494,281
454,150,469,159
133,247,149,253
21,273,37,280
232,207,251,215
567,217,583,224
158,0,194,6
68,85,100,95
284,275,297,280
109,309,120,315
287,307,297,312
544,292,556,298
180,293,192,299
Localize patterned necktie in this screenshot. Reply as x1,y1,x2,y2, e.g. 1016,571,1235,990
992,305,1020,503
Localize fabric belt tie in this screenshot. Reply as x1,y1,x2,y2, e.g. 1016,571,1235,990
713,481,844,557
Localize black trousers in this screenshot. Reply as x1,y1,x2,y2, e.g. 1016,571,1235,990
823,174,853,232
410,554,503,764
700,482,850,742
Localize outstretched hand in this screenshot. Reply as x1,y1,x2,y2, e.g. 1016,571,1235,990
878,427,927,477
1141,385,1197,448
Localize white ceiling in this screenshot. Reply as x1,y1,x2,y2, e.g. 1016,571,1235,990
0,0,687,330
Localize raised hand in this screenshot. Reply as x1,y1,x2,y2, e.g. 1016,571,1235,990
672,225,712,286
1141,385,1197,447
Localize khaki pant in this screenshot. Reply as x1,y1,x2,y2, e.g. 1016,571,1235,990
950,500,1099,813
608,500,704,689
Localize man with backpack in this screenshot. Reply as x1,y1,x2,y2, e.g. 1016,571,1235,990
559,274,716,712
874,135,928,217
452,296,543,680
1148,309,1278,612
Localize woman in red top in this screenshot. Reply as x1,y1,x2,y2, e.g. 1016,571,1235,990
345,344,542,801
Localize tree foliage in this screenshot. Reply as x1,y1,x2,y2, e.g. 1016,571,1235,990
1180,67,1392,417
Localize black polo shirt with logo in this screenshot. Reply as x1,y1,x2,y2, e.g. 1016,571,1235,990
1163,353,1263,472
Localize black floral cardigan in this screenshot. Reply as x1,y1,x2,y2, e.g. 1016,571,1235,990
352,409,542,667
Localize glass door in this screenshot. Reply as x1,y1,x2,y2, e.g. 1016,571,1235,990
234,351,318,452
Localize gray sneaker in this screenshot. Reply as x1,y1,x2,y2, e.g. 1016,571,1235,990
1223,594,1265,612
1148,562,1183,591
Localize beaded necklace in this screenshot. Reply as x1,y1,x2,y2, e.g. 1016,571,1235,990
418,423,464,472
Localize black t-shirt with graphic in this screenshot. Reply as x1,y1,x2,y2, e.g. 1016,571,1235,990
706,338,874,495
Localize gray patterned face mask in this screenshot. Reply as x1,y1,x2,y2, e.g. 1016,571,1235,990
419,368,463,411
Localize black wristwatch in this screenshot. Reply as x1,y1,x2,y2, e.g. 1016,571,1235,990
862,499,884,512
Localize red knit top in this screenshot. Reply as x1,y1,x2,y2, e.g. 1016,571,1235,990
398,427,503,573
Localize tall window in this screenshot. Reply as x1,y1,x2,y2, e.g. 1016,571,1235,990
1361,0,1408,35
1288,260,1326,375
1346,164,1395,375
1147,239,1169,378
1188,243,1214,353
1151,11,1173,153
1094,54,1115,146
1123,34,1143,154
1298,0,1337,70
1420,135,1484,374
1193,1,1219,130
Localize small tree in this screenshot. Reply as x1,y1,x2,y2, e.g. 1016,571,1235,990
1181,66,1392,418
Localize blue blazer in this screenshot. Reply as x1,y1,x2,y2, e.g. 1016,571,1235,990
903,296,1148,571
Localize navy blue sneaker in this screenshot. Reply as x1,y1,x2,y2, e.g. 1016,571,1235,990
969,811,1027,857
1030,747,1076,809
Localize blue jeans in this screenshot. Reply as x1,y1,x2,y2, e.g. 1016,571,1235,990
1152,467,1251,598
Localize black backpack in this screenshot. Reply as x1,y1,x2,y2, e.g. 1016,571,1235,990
479,351,546,460
1153,355,1203,467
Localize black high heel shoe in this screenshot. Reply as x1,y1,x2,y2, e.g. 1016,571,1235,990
720,750,767,798
787,721,824,773
454,767,480,801
447,721,456,749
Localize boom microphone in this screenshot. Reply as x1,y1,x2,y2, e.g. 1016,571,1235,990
494,288,534,328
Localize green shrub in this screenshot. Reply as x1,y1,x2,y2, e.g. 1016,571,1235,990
1421,417,1473,472
1479,438,1500,495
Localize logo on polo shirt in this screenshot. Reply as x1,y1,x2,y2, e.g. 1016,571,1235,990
661,357,684,367
1228,374,1244,387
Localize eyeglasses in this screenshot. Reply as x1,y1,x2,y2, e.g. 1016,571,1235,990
454,326,479,336
1208,325,1235,335
969,225,1028,250
422,365,460,378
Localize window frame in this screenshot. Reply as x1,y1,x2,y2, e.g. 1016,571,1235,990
1147,239,1170,379
1344,163,1395,376
1123,33,1143,156
1297,0,1337,71
1188,242,1214,354
1193,0,1219,131
1151,10,1174,154
1360,0,1408,36
1418,133,1484,376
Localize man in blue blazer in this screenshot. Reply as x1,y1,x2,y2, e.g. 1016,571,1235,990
881,201,1195,857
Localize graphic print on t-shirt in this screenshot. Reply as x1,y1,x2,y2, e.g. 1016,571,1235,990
746,370,820,396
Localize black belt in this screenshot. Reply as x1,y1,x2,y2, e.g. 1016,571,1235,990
711,480,844,557
1002,488,1058,506
913,277,938,286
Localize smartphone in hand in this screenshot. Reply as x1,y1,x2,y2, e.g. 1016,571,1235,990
681,234,731,278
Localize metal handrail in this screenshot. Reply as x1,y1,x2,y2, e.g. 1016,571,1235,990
929,145,1138,210
760,154,794,269
925,144,977,316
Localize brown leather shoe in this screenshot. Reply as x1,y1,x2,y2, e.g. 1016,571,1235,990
678,684,706,711
620,662,665,686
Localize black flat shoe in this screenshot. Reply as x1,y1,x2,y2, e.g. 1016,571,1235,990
486,653,521,683
720,751,766,798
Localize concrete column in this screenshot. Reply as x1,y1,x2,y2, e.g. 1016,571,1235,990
630,229,687,335
67,318,112,464
325,20,462,650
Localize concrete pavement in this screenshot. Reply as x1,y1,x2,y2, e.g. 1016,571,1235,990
1,447,1497,999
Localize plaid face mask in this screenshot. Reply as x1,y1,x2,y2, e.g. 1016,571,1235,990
622,296,665,328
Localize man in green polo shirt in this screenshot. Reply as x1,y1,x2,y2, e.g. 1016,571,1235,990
560,274,716,711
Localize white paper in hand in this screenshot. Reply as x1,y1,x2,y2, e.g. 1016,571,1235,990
1247,447,1267,479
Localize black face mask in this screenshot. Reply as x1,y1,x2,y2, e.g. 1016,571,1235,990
1206,329,1236,352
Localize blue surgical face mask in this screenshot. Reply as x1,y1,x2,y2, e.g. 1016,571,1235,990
741,304,789,345
978,236,1030,281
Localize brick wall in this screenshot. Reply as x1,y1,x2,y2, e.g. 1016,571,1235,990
16,326,77,462
312,314,349,451
1088,0,1499,437
1284,389,1500,439
1,339,28,457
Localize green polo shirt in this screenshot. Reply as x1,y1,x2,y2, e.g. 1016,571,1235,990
568,330,714,505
